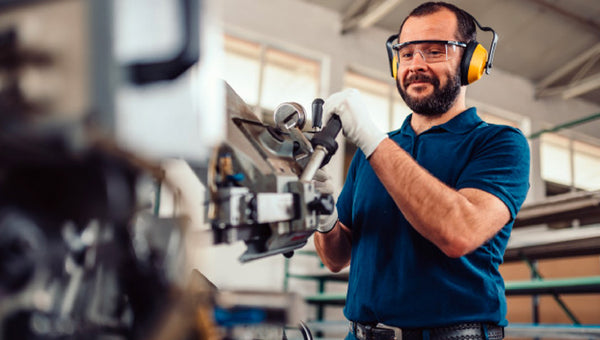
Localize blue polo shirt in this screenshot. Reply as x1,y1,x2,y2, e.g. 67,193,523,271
337,107,530,328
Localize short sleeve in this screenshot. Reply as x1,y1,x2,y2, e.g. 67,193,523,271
456,126,530,219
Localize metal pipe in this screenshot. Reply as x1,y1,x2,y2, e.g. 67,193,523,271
300,146,327,182
528,112,600,140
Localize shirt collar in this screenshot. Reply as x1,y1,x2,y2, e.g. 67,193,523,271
392,107,483,137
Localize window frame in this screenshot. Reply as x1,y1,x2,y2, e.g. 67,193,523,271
221,33,324,123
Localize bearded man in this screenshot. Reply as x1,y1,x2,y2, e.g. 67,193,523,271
313,2,530,340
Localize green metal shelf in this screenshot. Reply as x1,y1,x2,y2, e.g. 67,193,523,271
505,275,600,295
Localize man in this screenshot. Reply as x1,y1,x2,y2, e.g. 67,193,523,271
313,2,530,340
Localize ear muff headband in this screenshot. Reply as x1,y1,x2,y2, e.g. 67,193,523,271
461,17,498,85
472,17,498,75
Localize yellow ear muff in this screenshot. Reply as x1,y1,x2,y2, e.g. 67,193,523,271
386,34,399,79
460,41,489,85
467,44,488,84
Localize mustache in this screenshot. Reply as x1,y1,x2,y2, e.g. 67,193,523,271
404,74,438,87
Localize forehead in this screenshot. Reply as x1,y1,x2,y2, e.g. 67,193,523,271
399,9,459,43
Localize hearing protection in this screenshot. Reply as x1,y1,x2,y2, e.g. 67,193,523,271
386,15,498,86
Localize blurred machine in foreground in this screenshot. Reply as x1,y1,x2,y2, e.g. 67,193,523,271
0,0,331,338
0,0,215,338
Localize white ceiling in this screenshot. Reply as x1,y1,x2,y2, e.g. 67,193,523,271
301,0,600,106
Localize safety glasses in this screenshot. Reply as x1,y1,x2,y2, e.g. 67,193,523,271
392,40,467,64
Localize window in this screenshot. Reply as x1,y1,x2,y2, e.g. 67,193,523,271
540,133,600,194
261,49,320,112
541,134,572,188
343,71,411,132
573,140,600,190
221,34,321,122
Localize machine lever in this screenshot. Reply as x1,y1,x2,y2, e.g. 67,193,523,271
311,98,324,129
299,113,341,181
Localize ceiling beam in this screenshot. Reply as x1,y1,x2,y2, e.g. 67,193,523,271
537,72,600,100
536,43,600,90
342,0,371,21
560,73,600,100
341,0,404,35
527,0,600,36
527,0,600,100
570,51,600,83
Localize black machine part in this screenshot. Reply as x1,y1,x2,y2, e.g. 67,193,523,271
126,0,200,85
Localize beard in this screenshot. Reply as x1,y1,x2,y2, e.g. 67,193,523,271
397,70,461,117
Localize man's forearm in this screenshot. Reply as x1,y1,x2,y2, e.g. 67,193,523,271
314,221,352,272
368,138,509,257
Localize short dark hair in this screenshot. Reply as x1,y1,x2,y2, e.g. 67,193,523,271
398,2,476,43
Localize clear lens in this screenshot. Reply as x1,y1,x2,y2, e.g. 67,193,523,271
396,42,460,64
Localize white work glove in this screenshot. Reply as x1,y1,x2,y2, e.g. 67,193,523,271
313,169,338,233
322,88,387,158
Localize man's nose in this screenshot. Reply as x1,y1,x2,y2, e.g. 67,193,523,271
407,50,427,70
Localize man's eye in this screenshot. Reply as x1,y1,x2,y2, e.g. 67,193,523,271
425,49,444,56
401,52,413,59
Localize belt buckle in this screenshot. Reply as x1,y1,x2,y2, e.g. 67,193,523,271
357,323,370,340
486,325,504,340
350,322,368,340
350,321,400,340
376,323,400,340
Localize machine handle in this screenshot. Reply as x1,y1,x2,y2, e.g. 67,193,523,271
311,113,341,156
311,97,342,149
127,0,200,85
311,98,324,129
316,114,341,142
299,113,342,181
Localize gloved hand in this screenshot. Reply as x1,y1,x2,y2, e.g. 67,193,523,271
322,88,387,158
313,169,338,233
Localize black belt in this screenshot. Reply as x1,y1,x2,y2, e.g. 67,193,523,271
350,321,504,340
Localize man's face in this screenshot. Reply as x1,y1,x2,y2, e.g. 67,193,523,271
396,9,463,117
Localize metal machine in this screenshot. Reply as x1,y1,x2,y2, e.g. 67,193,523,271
208,83,341,262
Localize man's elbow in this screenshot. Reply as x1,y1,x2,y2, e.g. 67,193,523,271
314,223,352,272
323,260,348,273
316,246,349,272
438,237,477,258
441,245,469,258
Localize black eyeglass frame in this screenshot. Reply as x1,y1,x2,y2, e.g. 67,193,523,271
392,39,467,52
393,40,467,65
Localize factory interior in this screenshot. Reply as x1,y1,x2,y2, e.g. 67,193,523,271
1,0,599,339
